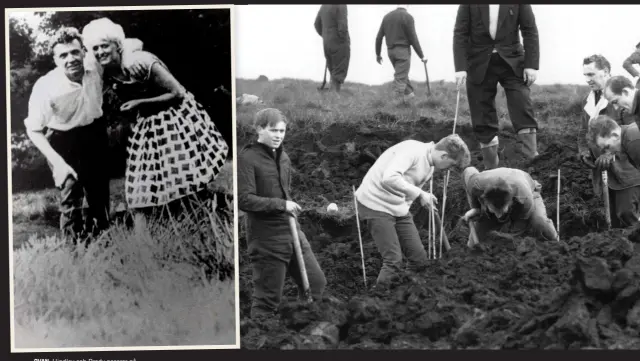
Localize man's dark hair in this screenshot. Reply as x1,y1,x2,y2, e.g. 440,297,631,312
587,115,620,146
605,75,635,95
482,179,514,208
49,27,84,54
583,54,611,73
636,41,640,49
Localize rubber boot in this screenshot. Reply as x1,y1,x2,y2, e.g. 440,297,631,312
481,144,499,170
517,129,540,160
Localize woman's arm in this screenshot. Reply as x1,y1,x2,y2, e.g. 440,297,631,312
120,58,186,111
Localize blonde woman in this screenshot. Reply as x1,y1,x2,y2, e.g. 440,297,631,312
81,18,229,217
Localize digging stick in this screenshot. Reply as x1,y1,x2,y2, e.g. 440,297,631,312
318,62,328,91
602,171,611,229
557,169,561,242
288,216,313,303
439,88,461,256
352,186,367,288
423,61,431,96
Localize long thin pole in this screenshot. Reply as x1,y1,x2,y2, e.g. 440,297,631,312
439,89,461,258
353,186,367,288
429,179,434,259
557,169,561,242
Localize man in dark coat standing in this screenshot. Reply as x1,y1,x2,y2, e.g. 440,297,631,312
314,4,350,92
375,5,427,103
453,4,540,170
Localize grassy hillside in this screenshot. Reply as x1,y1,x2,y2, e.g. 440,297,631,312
11,161,236,348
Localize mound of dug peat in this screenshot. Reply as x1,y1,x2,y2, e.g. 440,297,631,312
239,119,637,349
241,226,640,349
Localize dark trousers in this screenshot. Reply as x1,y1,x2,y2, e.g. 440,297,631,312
248,218,327,318
388,46,414,96
357,201,427,285
609,186,640,228
46,121,110,242
324,40,350,85
466,53,538,144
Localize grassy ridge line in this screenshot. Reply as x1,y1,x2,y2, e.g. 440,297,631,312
12,163,236,348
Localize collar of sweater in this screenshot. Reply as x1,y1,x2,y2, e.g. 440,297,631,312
425,142,435,170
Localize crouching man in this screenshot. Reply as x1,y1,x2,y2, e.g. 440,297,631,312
461,167,558,247
237,108,327,319
354,135,471,287
588,116,640,220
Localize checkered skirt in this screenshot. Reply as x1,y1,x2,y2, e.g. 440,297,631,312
125,92,228,209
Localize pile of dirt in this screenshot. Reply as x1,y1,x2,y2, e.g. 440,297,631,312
238,118,640,349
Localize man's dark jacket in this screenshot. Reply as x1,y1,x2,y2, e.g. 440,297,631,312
453,4,539,84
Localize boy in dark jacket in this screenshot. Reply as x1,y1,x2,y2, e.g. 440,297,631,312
237,108,327,319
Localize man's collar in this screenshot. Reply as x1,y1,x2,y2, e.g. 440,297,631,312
255,140,282,157
426,142,434,167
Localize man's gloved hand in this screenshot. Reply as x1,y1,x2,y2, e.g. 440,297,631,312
578,150,596,169
595,153,615,172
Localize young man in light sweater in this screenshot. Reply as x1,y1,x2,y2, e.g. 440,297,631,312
354,135,471,287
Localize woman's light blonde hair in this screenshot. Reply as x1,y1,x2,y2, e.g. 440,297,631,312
81,17,125,51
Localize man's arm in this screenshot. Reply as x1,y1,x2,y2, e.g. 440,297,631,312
336,5,349,41
375,19,385,58
453,4,470,72
237,151,287,214
622,51,640,78
467,182,483,210
314,8,323,37
404,14,425,59
577,95,591,156
519,4,540,70
23,80,77,186
380,149,423,202
625,139,640,170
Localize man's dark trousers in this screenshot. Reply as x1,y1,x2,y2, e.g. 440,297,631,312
46,120,111,243
467,53,538,145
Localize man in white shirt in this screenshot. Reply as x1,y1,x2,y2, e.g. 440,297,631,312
354,135,470,287
24,26,143,245
453,4,540,170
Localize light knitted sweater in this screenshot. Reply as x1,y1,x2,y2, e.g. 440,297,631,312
355,140,434,217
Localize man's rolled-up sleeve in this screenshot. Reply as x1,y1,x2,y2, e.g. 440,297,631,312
23,79,51,132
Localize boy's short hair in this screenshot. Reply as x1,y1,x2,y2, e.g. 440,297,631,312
49,27,84,54
588,114,620,145
253,108,289,129
434,134,471,169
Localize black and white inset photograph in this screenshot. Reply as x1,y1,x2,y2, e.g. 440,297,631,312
7,5,237,350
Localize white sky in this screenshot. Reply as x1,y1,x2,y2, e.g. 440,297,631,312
235,4,640,86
